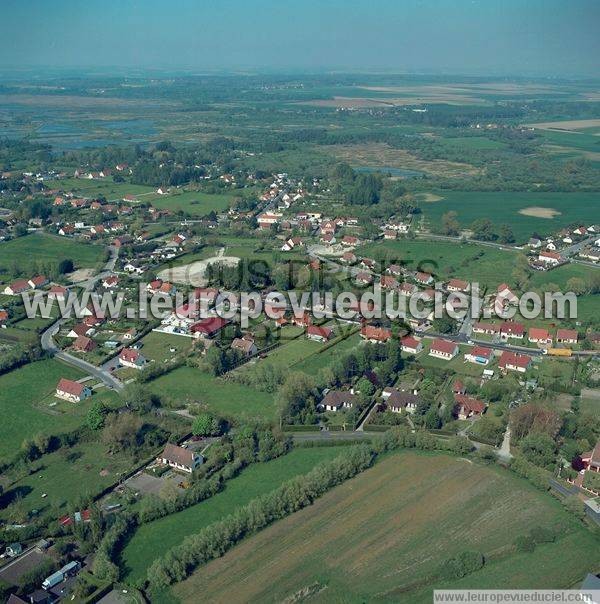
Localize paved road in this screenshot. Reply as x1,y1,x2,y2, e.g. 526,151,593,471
40,246,125,391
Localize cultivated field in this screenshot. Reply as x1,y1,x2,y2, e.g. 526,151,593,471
421,191,600,241
121,447,348,583
173,452,599,603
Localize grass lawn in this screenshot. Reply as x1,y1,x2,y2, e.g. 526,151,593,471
138,331,193,363
417,341,485,377
529,262,595,291
0,359,93,461
0,232,104,278
172,452,599,603
148,190,235,215
148,366,275,421
1,440,135,521
292,332,362,375
121,446,347,583
422,191,600,242
46,178,156,200
357,239,519,291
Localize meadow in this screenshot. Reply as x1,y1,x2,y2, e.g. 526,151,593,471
0,232,104,278
147,190,235,215
148,366,275,420
0,359,90,460
421,191,600,241
172,452,599,603
137,331,193,363
121,446,347,583
358,239,519,290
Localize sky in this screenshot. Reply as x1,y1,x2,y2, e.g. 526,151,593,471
1,0,599,76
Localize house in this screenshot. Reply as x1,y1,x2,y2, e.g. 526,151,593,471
464,346,492,365
355,271,373,286
538,250,562,266
429,339,459,360
496,283,518,305
415,271,434,285
472,321,500,335
0,309,8,325
4,279,30,295
281,236,303,252
383,229,397,240
528,327,552,345
159,443,203,473
73,335,96,353
231,337,258,357
380,275,399,290
48,285,68,300
454,394,486,420
360,258,376,271
67,323,91,338
341,251,357,264
500,321,525,340
386,390,420,414
113,235,133,248
56,378,92,403
102,275,119,289
292,311,312,328
58,225,75,236
452,379,466,395
498,351,532,373
447,278,470,292
401,335,423,354
387,264,403,277
191,316,229,339
360,324,392,343
319,390,356,411
320,233,335,245
341,235,359,246
156,186,170,195
581,441,600,474
399,282,417,296
528,237,542,248
306,324,333,342
28,275,48,289
119,348,146,369
147,279,163,294
556,328,578,344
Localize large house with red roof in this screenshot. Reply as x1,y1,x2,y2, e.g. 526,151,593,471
429,339,459,360
56,378,92,403
159,443,203,474
556,329,578,345
73,335,96,353
498,351,532,373
454,394,486,420
500,321,525,340
191,316,229,339
306,324,333,343
360,324,392,344
464,346,492,365
528,327,552,345
4,279,30,296
401,335,423,355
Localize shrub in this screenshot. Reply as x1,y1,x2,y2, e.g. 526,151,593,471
514,535,535,553
439,551,484,580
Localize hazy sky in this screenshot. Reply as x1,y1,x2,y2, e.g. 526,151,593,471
2,0,599,76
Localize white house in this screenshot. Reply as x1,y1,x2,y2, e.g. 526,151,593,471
56,378,92,403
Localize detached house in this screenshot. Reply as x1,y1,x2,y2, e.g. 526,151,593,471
159,443,203,473
4,279,30,296
498,351,532,373
429,339,459,360
538,250,562,266
454,394,486,420
556,329,578,345
191,316,229,339
500,321,525,340
360,324,392,343
73,335,96,353
319,390,356,412
28,275,49,289
528,327,552,346
119,348,146,369
306,324,333,342
386,389,419,414
464,346,492,365
415,271,434,286
56,378,92,403
231,337,258,357
447,279,470,293
400,335,423,355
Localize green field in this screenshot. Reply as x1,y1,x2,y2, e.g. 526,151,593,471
0,359,91,460
422,191,600,241
172,452,599,603
148,190,235,215
148,366,274,420
121,446,346,583
0,232,104,277
1,440,134,520
47,178,156,200
292,332,362,374
137,331,193,363
358,239,519,290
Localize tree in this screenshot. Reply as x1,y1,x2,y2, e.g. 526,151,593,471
498,224,515,244
58,258,74,274
101,413,142,453
470,218,497,241
192,413,221,437
520,433,557,468
441,211,460,236
276,372,316,424
566,277,587,295
86,401,107,430
122,383,156,412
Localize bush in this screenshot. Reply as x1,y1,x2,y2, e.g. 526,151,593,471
439,551,484,580
529,525,556,544
514,535,535,553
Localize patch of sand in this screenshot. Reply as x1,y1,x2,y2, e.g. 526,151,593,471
67,268,95,283
157,256,240,287
518,207,561,219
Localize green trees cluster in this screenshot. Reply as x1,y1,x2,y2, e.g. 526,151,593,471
439,551,484,580
93,513,137,582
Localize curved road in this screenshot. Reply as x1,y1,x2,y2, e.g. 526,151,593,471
40,245,125,391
